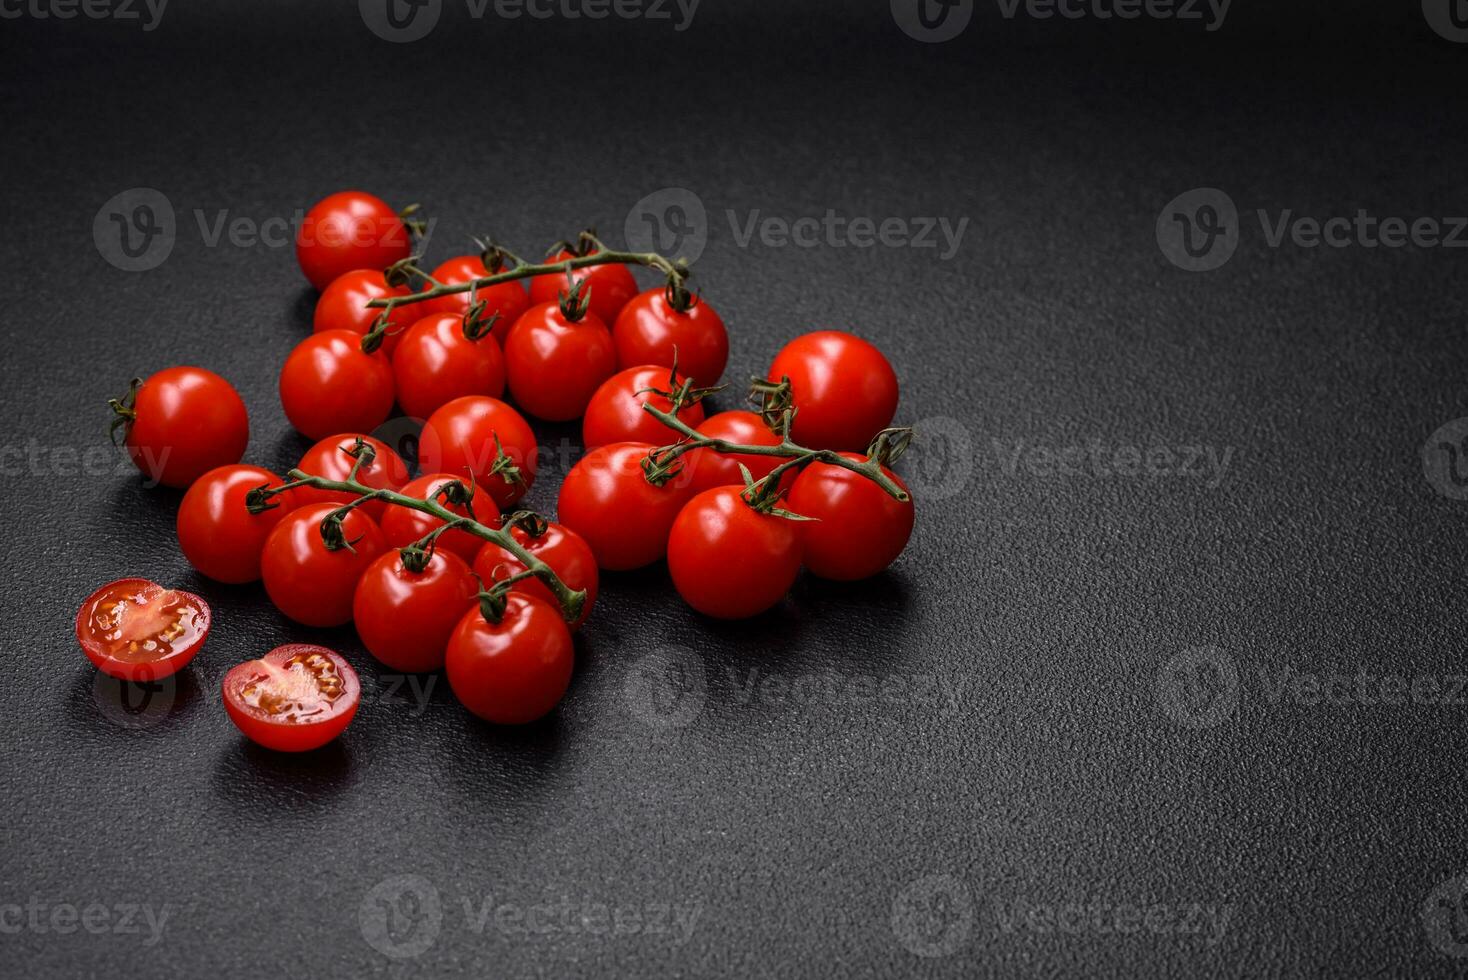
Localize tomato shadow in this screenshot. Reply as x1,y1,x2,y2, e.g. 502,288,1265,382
65,664,205,741
289,286,316,331
210,737,358,813
434,704,569,807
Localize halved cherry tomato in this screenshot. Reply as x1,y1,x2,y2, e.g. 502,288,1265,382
279,329,394,441
176,464,299,583
419,396,538,509
767,331,898,451
682,410,786,495
667,487,802,619
391,312,506,420
786,453,914,580
296,190,412,290
612,289,728,388
260,504,387,627
379,473,500,563
222,644,361,752
353,551,478,673
503,302,616,421
528,248,637,327
473,519,599,629
293,434,410,524
422,254,530,346
313,268,429,359
582,364,705,450
445,595,573,725
114,366,249,489
557,442,694,570
75,578,210,681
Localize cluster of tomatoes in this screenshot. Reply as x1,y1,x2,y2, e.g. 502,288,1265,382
80,190,916,753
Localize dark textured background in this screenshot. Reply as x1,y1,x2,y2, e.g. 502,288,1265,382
3,1,1468,976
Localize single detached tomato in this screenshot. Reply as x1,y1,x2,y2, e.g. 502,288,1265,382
503,302,616,421
312,268,430,359
423,254,530,345
222,645,360,752
379,473,500,563
296,190,412,290
581,364,706,450
473,519,599,629
557,442,693,571
293,434,410,523
111,367,248,489
445,595,573,725
75,578,210,681
682,410,785,495
612,289,728,388
528,248,638,327
279,329,394,441
666,487,801,619
260,503,387,627
420,396,538,509
767,331,899,451
786,453,914,580
353,550,478,673
176,464,298,584
392,312,506,420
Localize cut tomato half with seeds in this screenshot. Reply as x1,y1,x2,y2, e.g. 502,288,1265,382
75,578,210,681
222,644,361,752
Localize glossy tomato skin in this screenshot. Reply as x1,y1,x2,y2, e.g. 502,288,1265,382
260,504,387,627
528,249,638,327
423,254,530,346
312,268,429,359
294,433,410,524
123,366,249,489
176,465,298,584
222,644,360,752
786,453,914,580
279,329,395,441
682,410,785,495
379,473,501,563
296,191,411,290
582,365,705,450
473,522,599,629
767,331,899,451
353,551,478,673
391,312,506,420
420,396,538,509
612,290,729,388
75,578,211,681
666,487,802,619
445,595,574,725
557,442,693,571
503,303,616,421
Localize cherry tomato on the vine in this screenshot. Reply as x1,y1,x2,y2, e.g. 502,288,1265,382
260,503,387,627
296,191,412,291
75,578,211,681
503,302,616,421
582,365,705,450
786,452,914,580
422,254,530,346
612,289,728,388
473,520,599,629
294,433,410,524
682,410,785,495
353,550,478,673
222,644,360,752
767,331,898,451
445,595,573,725
379,473,500,563
528,248,637,327
312,268,428,359
420,396,538,509
667,487,802,619
279,329,394,441
391,312,506,420
113,367,248,489
557,441,693,571
176,464,298,584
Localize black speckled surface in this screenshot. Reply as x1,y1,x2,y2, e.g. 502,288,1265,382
3,2,1468,976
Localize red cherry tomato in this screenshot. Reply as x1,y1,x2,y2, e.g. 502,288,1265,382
528,248,638,327
612,289,728,388
682,410,786,495
294,434,410,524
75,578,211,681
503,302,616,421
667,487,802,619
391,312,506,420
786,453,914,580
582,365,705,450
379,473,500,563
422,254,530,346
557,441,693,571
473,520,599,629
279,329,395,441
420,396,538,509
312,268,429,359
353,550,478,673
176,464,298,584
222,644,360,752
114,367,248,489
767,331,899,451
445,595,573,725
260,503,387,627
296,190,411,291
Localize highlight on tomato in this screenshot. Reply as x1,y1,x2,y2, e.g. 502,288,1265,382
222,644,361,752
666,487,802,619
279,329,394,441
176,464,299,583
293,433,410,523
75,578,211,681
109,366,249,489
260,503,387,627
612,287,728,388
473,515,599,630
766,331,898,451
353,550,478,673
557,441,694,571
296,190,414,291
391,311,506,420
419,395,538,509
502,295,616,422
379,473,500,563
786,452,914,580
445,594,574,725
312,267,429,359
422,250,530,345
